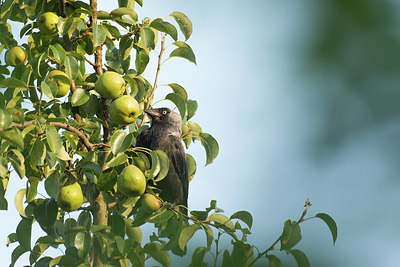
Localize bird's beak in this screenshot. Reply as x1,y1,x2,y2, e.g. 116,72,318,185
145,109,158,118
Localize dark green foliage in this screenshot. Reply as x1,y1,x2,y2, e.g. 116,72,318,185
0,1,336,266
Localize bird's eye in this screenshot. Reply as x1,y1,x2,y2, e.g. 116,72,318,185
162,110,167,115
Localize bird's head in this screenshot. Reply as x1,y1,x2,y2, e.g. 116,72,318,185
145,108,182,136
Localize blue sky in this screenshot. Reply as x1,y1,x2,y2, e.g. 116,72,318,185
2,1,400,266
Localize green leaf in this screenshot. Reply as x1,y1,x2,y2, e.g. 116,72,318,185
209,214,235,231
46,125,71,161
30,140,46,166
167,83,187,101
110,7,138,21
150,19,178,41
49,43,66,64
0,127,24,150
58,17,74,36
140,27,155,49
266,255,282,267
26,181,38,203
147,151,160,179
135,0,143,6
187,99,198,120
199,132,219,166
190,246,209,267
135,49,149,75
42,81,57,99
146,206,174,224
0,77,27,88
165,93,186,120
33,198,58,235
75,232,91,260
49,255,82,267
16,218,33,250
222,250,234,267
93,24,106,47
45,171,60,199
144,242,171,267
120,36,134,61
289,249,310,267
9,149,25,179
78,211,92,231
106,154,128,167
71,89,90,107
154,150,169,182
178,224,201,251
97,168,118,191
64,55,79,80
170,12,193,41
230,211,253,229
280,220,302,251
14,188,27,218
170,47,196,64
11,245,28,267
315,213,338,245
110,130,128,155
186,153,196,180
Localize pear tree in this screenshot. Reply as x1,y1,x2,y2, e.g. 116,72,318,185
0,0,337,266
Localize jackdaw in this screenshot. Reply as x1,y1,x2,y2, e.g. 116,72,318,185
136,108,188,212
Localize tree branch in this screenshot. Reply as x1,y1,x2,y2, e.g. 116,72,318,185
139,35,166,127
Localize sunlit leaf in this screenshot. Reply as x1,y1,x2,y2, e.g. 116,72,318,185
168,83,187,101
165,93,186,120
64,55,78,80
170,12,192,41
135,49,149,75
93,24,106,47
178,224,201,251
187,99,198,120
0,78,27,89
110,130,128,155
97,168,118,191
209,214,235,231
199,132,219,166
14,189,26,218
71,89,90,107
106,154,128,167
144,242,171,267
140,27,155,49
154,150,169,182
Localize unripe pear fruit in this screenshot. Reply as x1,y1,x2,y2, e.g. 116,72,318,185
38,12,59,35
46,70,71,97
110,95,140,125
117,165,146,197
56,182,83,212
5,46,28,66
95,71,125,99
141,193,161,213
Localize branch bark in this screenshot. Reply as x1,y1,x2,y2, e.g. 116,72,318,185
89,1,108,266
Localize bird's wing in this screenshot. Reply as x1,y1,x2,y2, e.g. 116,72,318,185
166,135,188,206
136,129,150,148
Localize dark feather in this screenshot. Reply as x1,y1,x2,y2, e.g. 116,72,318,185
136,108,188,212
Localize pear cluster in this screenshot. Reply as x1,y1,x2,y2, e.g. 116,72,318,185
95,71,140,125
117,165,161,213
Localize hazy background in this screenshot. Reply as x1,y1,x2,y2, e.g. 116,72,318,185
2,0,400,266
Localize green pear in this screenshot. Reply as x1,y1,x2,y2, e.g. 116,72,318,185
95,71,125,99
46,70,71,97
141,193,161,213
5,46,28,66
56,182,83,212
117,165,146,197
110,95,140,125
38,12,59,35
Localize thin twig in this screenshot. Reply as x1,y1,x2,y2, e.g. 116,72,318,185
50,122,94,151
139,35,166,127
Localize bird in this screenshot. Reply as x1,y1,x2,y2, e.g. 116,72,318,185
136,108,188,213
